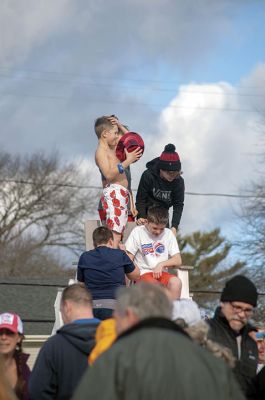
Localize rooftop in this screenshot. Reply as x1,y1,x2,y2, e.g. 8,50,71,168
0,277,71,335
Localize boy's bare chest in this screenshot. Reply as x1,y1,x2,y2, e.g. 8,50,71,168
107,150,119,164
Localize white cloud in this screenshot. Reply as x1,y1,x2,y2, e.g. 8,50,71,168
138,66,265,236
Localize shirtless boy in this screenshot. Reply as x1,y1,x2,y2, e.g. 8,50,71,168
95,116,142,247
97,116,138,223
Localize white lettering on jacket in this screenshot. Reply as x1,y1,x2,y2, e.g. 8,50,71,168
153,189,171,201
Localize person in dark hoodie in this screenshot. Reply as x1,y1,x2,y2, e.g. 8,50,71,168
136,144,184,235
29,283,100,400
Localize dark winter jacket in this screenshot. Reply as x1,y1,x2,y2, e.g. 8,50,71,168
208,307,258,397
248,365,265,400
73,317,244,400
29,319,99,400
136,158,184,229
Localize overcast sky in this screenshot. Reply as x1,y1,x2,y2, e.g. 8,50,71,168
1,0,265,245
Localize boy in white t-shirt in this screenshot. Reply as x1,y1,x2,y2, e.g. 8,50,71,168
125,206,182,299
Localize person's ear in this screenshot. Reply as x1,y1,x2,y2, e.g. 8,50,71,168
64,300,72,314
102,129,108,138
61,299,71,322
126,308,139,326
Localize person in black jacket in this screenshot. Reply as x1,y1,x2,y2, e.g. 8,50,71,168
29,284,100,400
136,144,184,235
207,275,258,399
249,365,265,399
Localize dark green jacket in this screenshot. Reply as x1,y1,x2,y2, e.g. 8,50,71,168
73,317,244,400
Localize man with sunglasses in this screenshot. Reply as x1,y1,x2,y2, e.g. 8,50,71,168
208,275,258,398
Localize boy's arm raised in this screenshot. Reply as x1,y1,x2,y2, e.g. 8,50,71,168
108,116,129,135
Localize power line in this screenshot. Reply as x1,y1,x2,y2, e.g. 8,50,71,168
1,66,265,92
0,91,257,113
0,178,102,190
183,192,254,199
1,72,265,98
0,178,260,198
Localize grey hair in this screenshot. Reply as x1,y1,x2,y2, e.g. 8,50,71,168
185,321,236,368
115,282,173,320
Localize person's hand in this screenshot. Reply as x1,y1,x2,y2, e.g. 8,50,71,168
124,147,143,164
171,227,177,236
136,218,147,225
118,243,126,251
108,115,128,134
108,115,119,126
153,263,163,279
130,207,138,218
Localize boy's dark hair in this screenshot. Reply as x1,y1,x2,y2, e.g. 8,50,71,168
93,226,114,247
61,283,92,307
147,206,169,225
94,116,113,139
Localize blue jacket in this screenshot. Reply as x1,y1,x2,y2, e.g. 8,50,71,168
29,320,99,400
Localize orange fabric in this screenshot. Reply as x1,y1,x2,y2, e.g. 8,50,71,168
88,318,117,365
137,271,172,286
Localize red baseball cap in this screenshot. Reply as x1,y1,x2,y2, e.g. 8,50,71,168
116,132,144,162
0,312,23,334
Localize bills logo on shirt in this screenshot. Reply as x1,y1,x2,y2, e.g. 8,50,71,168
154,242,165,255
141,243,154,255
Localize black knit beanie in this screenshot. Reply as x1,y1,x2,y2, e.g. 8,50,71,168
220,275,258,307
158,144,181,171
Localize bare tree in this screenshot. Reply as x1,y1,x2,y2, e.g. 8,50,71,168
0,151,99,275
237,123,265,270
239,182,265,268
235,128,265,319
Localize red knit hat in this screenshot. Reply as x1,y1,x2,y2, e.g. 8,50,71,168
116,132,144,162
158,144,181,171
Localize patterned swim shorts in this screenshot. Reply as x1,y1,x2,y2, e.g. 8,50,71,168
101,184,129,234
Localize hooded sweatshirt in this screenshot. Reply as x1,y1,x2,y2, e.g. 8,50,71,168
29,320,99,400
136,158,185,229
